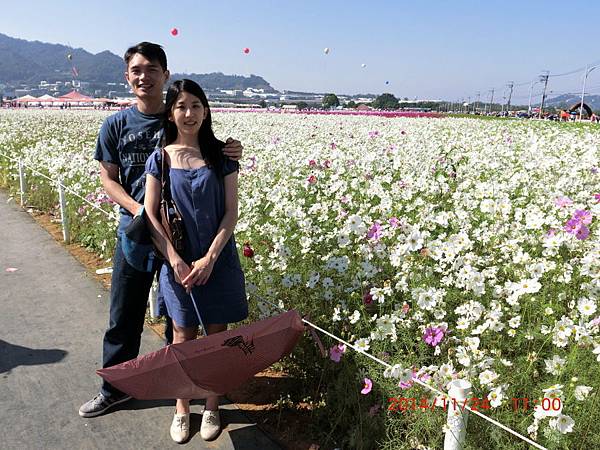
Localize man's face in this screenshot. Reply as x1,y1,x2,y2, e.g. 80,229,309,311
125,53,169,101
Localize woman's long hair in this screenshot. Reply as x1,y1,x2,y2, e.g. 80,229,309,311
162,79,224,175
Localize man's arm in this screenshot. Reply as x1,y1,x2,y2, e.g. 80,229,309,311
99,162,142,216
222,137,243,161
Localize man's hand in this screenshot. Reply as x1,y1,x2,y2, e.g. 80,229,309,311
223,137,243,161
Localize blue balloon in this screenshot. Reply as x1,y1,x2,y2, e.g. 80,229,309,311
385,81,390,85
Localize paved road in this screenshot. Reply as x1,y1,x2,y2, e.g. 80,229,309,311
0,190,281,450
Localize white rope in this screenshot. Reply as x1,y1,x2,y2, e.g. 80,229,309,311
0,150,114,219
254,295,547,450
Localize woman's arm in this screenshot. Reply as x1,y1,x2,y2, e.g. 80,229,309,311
144,174,191,286
182,172,238,287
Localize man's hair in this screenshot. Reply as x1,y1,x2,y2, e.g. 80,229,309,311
123,42,167,71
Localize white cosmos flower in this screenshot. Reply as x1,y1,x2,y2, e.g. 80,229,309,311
478,370,498,386
349,310,360,324
383,363,403,379
487,385,505,408
354,337,370,352
544,355,565,375
549,414,575,434
577,297,597,316
573,385,593,401
406,230,424,252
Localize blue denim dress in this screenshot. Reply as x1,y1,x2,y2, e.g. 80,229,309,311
145,150,248,327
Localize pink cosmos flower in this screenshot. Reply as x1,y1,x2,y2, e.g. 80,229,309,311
330,142,337,149
308,159,317,167
366,221,382,240
389,217,400,228
591,167,599,174
554,196,573,208
245,156,257,171
589,316,600,327
329,344,346,363
368,130,380,138
564,218,580,234
546,228,557,237
323,159,332,168
363,291,374,306
361,378,373,395
423,326,445,347
576,225,590,240
594,193,600,203
398,369,431,390
574,210,592,225
307,175,317,185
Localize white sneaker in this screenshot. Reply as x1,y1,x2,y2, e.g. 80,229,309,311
200,409,221,441
170,412,190,443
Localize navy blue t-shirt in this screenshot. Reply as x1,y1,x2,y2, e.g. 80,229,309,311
94,106,163,226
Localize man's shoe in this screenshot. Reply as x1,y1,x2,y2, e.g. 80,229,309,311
170,412,190,443
200,409,221,441
78,393,132,418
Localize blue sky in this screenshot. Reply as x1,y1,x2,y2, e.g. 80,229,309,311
4,1,600,102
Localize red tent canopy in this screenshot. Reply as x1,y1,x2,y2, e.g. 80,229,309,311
58,90,93,102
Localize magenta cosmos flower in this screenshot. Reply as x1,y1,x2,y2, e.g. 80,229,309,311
423,326,445,347
329,344,346,363
361,378,373,395
366,221,383,240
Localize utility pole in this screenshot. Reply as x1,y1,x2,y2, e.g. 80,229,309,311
538,71,549,119
487,88,495,114
474,91,480,113
527,80,535,115
506,81,514,115
580,65,597,121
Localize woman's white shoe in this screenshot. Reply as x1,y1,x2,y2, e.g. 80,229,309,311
200,410,221,440
170,412,190,443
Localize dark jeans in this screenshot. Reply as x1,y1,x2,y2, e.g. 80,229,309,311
101,234,155,398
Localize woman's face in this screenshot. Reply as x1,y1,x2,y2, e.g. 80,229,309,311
170,91,207,137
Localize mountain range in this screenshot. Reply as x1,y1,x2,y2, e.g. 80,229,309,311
0,33,276,93
544,93,600,110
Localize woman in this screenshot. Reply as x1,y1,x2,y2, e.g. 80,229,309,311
144,79,247,443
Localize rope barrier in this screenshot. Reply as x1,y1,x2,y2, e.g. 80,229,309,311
0,150,115,219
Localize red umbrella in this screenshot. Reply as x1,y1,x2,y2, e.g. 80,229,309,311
97,310,304,399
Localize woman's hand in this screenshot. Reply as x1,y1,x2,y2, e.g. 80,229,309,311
182,256,214,292
222,137,243,161
170,257,192,288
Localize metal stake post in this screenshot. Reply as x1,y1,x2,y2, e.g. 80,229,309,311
18,159,26,207
57,179,70,243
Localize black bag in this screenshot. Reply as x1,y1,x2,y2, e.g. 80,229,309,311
159,148,185,252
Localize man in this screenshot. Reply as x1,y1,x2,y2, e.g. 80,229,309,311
79,42,243,417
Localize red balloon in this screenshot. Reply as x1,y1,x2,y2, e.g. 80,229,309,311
243,47,250,54
170,28,178,36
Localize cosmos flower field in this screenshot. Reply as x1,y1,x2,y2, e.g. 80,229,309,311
1,109,599,449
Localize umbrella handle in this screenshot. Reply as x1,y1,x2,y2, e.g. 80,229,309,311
189,291,207,336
